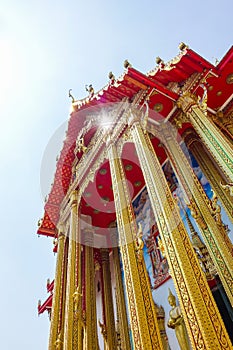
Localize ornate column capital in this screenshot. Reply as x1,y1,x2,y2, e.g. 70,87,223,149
177,92,197,113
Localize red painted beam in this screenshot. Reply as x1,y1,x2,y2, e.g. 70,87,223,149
38,294,53,315
128,68,179,101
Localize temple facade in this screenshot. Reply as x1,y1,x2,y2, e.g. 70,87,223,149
37,43,233,350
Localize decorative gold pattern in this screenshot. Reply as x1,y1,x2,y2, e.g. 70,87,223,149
220,182,233,196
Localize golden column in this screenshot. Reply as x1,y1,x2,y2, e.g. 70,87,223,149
108,141,164,350
110,227,131,350
73,218,83,349
83,228,99,350
63,190,80,350
184,133,233,224
177,94,233,182
100,248,117,350
130,120,232,349
157,123,233,305
49,228,66,350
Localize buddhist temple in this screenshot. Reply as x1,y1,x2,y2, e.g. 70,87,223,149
37,43,233,350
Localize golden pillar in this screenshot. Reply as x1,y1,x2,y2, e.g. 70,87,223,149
63,190,80,350
73,221,83,348
100,248,117,350
49,228,66,350
110,225,131,350
108,141,164,350
177,94,233,182
158,123,233,305
130,120,232,349
83,228,99,350
185,134,233,225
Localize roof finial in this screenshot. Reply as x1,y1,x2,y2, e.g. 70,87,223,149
68,89,75,103
179,42,188,51
85,84,94,98
155,56,164,65
108,71,115,84
124,59,132,69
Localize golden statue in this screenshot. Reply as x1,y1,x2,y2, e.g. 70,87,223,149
167,289,190,350
73,285,83,313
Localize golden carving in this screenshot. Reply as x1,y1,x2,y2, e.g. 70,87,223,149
220,182,233,196
226,73,233,84
135,222,144,262
197,84,208,115
75,136,87,154
177,92,197,113
157,236,166,257
54,333,63,350
173,112,189,129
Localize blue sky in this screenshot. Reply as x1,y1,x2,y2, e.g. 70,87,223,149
0,0,232,348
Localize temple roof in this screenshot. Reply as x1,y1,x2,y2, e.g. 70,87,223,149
37,44,233,239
